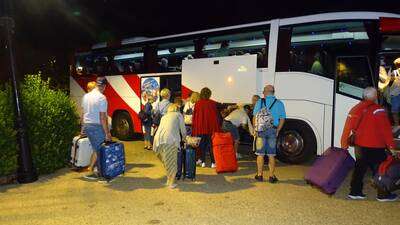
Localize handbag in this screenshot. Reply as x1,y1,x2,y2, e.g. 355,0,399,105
185,136,201,148
348,104,373,147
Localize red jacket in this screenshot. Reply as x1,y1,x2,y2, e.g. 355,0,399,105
191,99,221,136
341,100,395,149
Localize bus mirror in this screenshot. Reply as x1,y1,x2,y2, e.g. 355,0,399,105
380,17,400,33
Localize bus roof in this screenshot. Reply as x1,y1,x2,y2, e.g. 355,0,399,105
90,11,400,50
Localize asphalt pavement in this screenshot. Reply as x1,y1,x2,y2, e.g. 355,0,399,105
0,140,399,225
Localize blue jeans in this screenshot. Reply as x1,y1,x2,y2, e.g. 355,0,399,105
83,123,105,152
198,134,214,164
143,125,152,142
222,120,239,141
391,95,400,113
255,128,277,156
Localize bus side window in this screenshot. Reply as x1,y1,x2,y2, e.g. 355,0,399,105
276,21,372,80
204,27,270,67
336,56,373,99
276,27,292,72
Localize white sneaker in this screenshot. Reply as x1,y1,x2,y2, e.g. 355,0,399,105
196,160,203,166
236,153,243,159
392,126,400,133
211,163,216,168
201,162,206,168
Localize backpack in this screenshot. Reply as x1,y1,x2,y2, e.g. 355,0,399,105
138,110,150,123
152,102,169,126
254,98,277,132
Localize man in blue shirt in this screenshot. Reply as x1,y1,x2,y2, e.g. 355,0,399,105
253,85,286,183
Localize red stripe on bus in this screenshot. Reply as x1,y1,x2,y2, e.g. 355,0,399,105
123,74,142,101
182,85,193,100
104,83,142,133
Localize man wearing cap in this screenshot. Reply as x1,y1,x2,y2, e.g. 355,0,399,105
81,77,112,180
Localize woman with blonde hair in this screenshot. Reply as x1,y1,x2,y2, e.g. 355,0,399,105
153,104,186,189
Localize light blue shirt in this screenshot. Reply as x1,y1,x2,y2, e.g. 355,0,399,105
253,96,286,127
153,99,171,116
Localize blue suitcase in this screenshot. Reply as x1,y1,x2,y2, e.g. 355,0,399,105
99,141,126,180
176,147,196,181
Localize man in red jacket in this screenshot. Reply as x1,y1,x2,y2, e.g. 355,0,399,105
341,87,398,202
192,87,221,168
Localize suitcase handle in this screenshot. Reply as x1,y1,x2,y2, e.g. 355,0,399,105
103,141,116,146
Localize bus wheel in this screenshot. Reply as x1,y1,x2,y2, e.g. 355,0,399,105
277,120,316,164
112,111,134,141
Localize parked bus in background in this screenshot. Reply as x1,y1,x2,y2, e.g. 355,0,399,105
70,12,400,164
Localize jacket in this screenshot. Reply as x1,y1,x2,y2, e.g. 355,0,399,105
191,99,221,136
341,100,395,149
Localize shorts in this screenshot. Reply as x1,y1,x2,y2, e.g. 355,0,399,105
222,120,239,141
391,95,400,113
255,128,277,156
83,123,105,152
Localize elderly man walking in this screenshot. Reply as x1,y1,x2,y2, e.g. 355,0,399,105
341,87,398,202
253,85,286,183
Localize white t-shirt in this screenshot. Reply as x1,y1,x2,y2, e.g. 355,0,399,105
225,108,254,134
81,88,108,124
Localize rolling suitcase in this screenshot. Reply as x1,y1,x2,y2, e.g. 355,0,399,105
305,147,355,194
212,132,238,173
176,147,196,180
99,141,126,180
70,135,93,168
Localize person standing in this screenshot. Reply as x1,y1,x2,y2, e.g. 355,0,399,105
152,88,171,137
341,87,398,202
192,87,221,168
143,95,154,150
389,58,400,133
81,77,112,181
183,91,200,134
153,88,171,118
153,104,186,189
253,85,286,183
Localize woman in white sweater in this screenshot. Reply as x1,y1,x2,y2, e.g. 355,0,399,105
153,104,186,188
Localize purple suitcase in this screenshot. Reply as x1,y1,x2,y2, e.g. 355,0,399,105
305,147,355,194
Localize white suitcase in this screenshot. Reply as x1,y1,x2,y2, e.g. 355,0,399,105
71,136,93,168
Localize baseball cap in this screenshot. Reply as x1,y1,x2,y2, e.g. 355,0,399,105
96,77,107,86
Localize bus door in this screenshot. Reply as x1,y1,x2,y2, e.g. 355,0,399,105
378,17,400,97
334,18,400,153
140,73,182,106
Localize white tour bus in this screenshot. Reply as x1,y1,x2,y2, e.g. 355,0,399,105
70,12,400,164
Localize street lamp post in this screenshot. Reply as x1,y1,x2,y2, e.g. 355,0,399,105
1,3,38,183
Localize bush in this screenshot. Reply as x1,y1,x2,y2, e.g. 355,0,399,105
0,85,18,177
20,75,80,174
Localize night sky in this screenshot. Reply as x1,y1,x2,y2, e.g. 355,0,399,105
1,0,399,86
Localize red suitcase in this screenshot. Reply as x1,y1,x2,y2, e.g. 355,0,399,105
212,132,238,173
305,147,355,194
